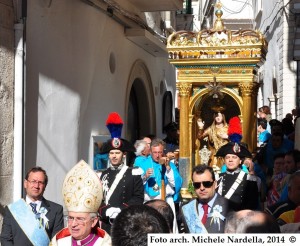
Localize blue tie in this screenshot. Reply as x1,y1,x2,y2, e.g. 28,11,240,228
30,202,37,214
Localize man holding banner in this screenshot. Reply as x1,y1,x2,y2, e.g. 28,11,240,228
135,138,182,233
0,167,64,246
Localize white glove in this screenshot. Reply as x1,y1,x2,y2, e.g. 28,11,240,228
280,223,300,233
106,207,121,219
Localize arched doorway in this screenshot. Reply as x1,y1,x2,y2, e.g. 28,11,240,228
125,60,156,144
162,91,173,131
127,78,153,142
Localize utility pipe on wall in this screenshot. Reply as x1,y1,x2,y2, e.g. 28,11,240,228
13,23,24,201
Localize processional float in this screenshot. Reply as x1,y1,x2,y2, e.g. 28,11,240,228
166,2,268,198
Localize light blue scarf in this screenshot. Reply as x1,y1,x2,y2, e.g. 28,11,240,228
8,199,50,246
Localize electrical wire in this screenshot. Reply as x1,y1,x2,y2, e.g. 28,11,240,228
262,0,294,34
221,0,251,15
260,0,282,29
205,0,216,16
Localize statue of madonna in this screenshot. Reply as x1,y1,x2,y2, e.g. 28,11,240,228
197,112,229,168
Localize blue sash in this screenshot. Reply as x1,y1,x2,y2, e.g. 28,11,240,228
182,199,208,233
8,199,50,246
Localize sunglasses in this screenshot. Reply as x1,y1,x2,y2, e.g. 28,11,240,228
193,181,214,189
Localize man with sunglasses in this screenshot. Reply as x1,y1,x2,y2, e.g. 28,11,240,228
1,167,64,246
182,165,229,233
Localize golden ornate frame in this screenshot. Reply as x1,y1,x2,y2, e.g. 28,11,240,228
167,3,268,189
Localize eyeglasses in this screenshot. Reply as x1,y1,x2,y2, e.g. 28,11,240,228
65,216,95,225
152,151,163,155
193,181,214,189
27,180,45,186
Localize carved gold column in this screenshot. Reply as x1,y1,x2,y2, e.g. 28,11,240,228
177,82,192,157
239,82,255,152
252,83,260,152
177,82,192,192
194,110,201,167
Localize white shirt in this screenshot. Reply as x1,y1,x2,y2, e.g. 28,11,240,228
26,196,42,212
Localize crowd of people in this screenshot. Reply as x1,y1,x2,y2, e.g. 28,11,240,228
1,108,300,245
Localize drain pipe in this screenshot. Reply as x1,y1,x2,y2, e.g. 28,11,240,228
13,23,24,201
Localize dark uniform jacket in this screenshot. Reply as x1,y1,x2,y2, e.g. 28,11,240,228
182,193,230,233
265,198,297,220
217,170,259,211
99,165,144,232
0,198,64,246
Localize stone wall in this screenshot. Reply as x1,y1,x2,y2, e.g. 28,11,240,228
0,0,14,233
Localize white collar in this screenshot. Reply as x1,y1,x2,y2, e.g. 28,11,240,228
225,168,241,175
109,161,125,170
25,196,42,212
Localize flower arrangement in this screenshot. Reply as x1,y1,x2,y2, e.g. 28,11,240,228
207,205,225,231
36,207,49,229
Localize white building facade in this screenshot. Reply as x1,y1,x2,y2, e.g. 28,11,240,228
254,0,298,119
0,0,183,224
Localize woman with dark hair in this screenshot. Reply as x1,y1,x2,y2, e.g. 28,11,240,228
257,105,272,133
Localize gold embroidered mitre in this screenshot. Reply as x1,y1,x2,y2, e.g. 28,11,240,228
62,160,103,213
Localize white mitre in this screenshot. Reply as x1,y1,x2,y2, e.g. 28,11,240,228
62,160,103,213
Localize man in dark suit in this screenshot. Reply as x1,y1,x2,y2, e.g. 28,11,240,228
0,166,64,245
182,164,229,233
